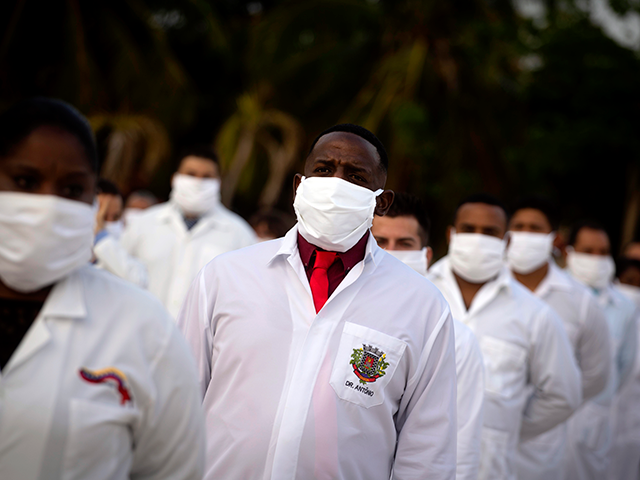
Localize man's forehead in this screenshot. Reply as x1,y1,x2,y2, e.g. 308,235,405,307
457,202,507,225
577,227,610,244
310,132,379,162
374,215,420,236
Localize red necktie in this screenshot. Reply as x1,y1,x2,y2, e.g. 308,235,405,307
309,250,337,313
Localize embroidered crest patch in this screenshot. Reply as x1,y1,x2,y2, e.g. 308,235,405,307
350,344,389,384
79,367,132,405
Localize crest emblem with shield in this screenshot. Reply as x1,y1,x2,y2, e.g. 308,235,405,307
350,344,389,384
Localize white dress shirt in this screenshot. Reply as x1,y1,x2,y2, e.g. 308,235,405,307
0,265,205,480
564,284,638,480
96,201,256,318
178,226,458,480
453,320,485,480
608,285,640,480
517,262,611,480
428,257,581,480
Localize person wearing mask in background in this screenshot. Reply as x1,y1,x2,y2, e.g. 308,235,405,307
122,189,158,226
93,179,149,288
428,193,581,480
99,145,257,318
608,257,640,480
372,192,485,480
506,196,611,480
0,98,205,479
249,208,296,241
564,220,638,480
178,124,458,480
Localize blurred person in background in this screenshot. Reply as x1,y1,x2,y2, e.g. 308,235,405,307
622,241,640,261
506,196,611,480
95,179,124,239
608,257,640,480
249,208,296,241
0,98,204,479
178,124,458,480
564,220,638,480
122,189,158,225
428,193,581,480
98,145,257,318
372,192,485,480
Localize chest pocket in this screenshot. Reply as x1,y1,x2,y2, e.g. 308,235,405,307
329,322,406,408
480,336,528,399
62,399,138,480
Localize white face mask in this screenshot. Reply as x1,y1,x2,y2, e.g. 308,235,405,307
104,220,124,239
507,231,555,274
387,248,429,276
615,282,640,307
448,231,506,283
293,176,383,253
122,208,144,226
566,249,615,290
170,174,221,216
0,192,95,293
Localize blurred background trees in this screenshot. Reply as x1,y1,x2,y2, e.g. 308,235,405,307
2,0,639,255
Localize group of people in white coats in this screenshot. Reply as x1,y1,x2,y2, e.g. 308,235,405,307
1,96,640,480
370,192,640,480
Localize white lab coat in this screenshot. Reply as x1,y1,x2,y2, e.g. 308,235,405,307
608,286,640,480
428,257,581,480
178,227,458,480
563,284,638,480
453,320,485,480
517,262,611,480
0,265,205,480
95,201,256,318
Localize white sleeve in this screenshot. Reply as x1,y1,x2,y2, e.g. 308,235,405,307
176,267,216,398
130,320,206,480
577,294,611,401
94,236,149,288
454,324,485,480
393,309,458,480
617,308,638,391
520,306,582,441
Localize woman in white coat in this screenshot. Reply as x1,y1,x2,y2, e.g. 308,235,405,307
0,98,205,480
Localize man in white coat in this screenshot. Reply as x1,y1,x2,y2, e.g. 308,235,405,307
372,192,485,480
94,145,256,318
0,97,205,479
178,124,459,480
505,196,611,480
427,193,581,480
609,257,640,480
564,220,638,480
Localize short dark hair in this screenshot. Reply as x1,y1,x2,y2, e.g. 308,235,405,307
177,144,219,167
308,124,388,172
512,195,560,231
454,193,508,224
0,97,98,171
97,178,123,199
568,219,607,247
616,257,640,279
384,192,431,246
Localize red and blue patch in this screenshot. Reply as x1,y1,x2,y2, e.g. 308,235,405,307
79,367,132,405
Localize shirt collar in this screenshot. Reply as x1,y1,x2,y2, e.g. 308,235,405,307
270,224,379,267
537,261,574,294
297,231,369,271
38,266,88,320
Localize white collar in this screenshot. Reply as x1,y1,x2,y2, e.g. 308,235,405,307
269,224,381,268
535,261,574,296
39,266,88,320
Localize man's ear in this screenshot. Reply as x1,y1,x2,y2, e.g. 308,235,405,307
374,190,394,217
293,174,303,199
426,247,433,268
